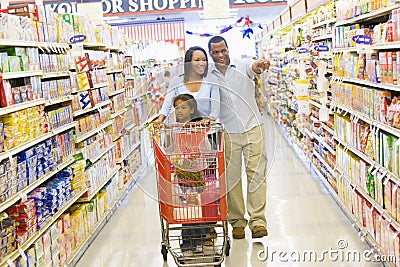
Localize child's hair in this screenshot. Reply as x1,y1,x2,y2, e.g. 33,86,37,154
173,94,202,122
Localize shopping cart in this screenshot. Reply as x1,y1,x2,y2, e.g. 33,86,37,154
153,122,230,267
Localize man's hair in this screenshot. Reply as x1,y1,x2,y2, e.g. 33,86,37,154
208,36,228,51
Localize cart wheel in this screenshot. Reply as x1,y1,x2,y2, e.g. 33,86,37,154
214,257,221,267
161,245,168,261
225,239,231,256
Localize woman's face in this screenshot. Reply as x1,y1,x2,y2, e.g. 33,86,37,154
190,50,207,76
174,99,194,122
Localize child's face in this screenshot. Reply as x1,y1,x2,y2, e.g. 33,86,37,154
174,99,194,122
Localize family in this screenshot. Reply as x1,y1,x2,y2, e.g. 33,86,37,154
154,36,271,255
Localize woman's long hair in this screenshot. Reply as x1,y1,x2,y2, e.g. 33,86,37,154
183,46,208,83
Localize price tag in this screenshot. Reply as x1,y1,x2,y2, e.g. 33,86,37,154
7,152,14,165
18,248,27,261
383,176,390,186
392,231,399,239
367,163,375,173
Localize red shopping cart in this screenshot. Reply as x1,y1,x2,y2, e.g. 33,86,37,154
153,122,230,267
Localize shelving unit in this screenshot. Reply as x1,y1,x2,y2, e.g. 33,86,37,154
0,189,87,267
0,99,45,116
257,0,400,264
0,4,159,266
77,166,121,202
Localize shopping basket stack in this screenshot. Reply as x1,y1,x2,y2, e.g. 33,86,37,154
153,122,230,267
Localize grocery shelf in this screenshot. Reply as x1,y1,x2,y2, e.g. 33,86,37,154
309,100,323,109
314,134,336,154
112,133,123,142
372,41,400,50
88,144,116,164
2,70,43,79
336,165,400,233
332,47,360,53
116,142,140,164
42,71,70,79
130,91,151,101
106,46,123,52
45,96,74,106
310,163,388,253
139,114,158,130
334,76,400,92
0,156,75,213
106,69,123,74
0,132,53,162
0,188,86,267
321,122,334,135
71,83,109,94
335,4,400,26
108,88,125,97
334,103,400,138
0,99,45,116
92,82,109,89
312,34,333,42
334,135,400,186
77,166,121,202
83,42,107,48
125,75,135,80
310,18,337,29
73,100,112,117
52,121,77,135
0,41,69,49
65,170,140,267
111,107,129,118
75,120,114,143
126,123,137,131
312,150,336,175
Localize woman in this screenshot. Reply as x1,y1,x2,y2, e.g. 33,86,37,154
154,46,220,125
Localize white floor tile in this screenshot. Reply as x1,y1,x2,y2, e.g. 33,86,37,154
75,115,384,267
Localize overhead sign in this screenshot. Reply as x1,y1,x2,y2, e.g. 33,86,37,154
203,0,230,19
42,0,287,15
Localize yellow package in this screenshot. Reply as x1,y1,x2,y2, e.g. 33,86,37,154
1,114,18,125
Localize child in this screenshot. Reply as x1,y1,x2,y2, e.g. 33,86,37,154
172,94,214,256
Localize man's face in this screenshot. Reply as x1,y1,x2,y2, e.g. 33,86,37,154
209,41,229,66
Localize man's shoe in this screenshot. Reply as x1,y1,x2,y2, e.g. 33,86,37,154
252,225,268,238
232,227,245,239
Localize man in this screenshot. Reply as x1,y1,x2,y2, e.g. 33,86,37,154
207,36,270,239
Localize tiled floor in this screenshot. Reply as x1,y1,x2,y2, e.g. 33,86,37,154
75,115,383,267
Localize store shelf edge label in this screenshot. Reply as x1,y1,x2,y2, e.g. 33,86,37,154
296,48,308,54
352,35,372,45
315,45,329,52
70,35,87,44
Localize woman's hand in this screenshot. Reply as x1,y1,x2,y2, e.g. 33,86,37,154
153,115,165,128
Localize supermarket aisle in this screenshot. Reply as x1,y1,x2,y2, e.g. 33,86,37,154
75,115,381,267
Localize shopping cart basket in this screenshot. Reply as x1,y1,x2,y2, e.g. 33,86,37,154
153,122,230,267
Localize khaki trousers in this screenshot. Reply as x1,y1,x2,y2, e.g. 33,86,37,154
224,125,267,229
